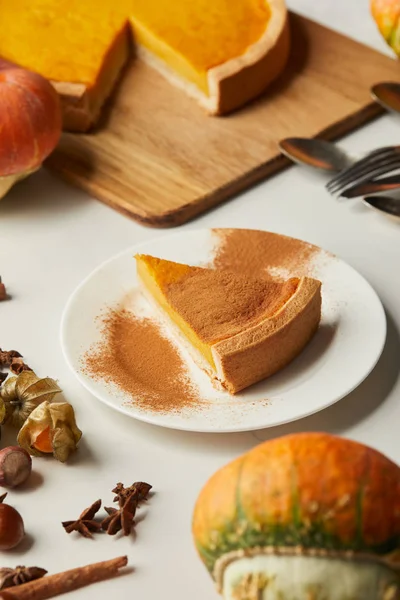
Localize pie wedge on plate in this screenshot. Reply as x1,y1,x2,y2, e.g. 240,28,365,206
135,254,322,394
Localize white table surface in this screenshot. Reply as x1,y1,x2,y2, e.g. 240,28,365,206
0,1,399,598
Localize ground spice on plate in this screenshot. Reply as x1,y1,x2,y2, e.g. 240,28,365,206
83,308,199,413
211,228,321,280
83,229,323,413
164,268,298,343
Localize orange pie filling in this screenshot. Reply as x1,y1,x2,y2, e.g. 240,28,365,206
129,0,271,95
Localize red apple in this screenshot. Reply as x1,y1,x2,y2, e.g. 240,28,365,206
0,60,62,197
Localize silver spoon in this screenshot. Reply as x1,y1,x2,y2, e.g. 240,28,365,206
364,195,400,217
279,137,354,172
279,137,400,219
371,82,400,114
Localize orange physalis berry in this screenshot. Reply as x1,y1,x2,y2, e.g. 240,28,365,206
18,401,82,462
32,426,53,454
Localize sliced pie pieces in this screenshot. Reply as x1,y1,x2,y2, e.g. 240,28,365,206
133,0,290,116
0,0,290,131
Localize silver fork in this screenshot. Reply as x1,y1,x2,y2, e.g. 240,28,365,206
326,145,400,196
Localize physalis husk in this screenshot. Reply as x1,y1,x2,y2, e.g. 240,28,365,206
0,371,62,428
17,401,82,463
0,398,5,425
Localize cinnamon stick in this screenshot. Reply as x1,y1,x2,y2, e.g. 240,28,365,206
0,556,128,600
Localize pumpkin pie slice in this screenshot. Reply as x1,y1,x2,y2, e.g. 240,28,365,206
135,254,321,394
130,0,290,115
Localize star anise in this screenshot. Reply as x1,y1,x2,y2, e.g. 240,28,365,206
9,358,32,375
102,493,138,536
62,499,103,539
0,566,47,590
0,349,31,375
112,482,152,506
0,350,22,369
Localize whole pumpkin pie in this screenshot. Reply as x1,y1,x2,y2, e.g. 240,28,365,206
135,254,321,394
0,0,290,131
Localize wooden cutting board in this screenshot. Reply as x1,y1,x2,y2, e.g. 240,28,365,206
46,13,399,227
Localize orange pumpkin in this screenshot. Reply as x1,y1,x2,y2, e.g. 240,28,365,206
371,0,400,55
0,59,61,199
192,433,400,599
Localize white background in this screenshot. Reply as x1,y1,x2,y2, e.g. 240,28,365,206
0,1,399,598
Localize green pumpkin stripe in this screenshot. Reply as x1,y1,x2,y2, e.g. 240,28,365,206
290,459,302,543
234,456,247,523
355,477,365,548
197,451,399,574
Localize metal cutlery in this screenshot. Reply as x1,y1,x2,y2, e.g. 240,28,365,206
340,174,400,198
325,146,400,196
364,195,400,217
279,83,400,219
280,137,400,188
280,80,400,179
371,82,400,114
279,138,354,172
278,138,400,218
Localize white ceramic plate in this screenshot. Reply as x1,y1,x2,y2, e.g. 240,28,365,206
61,228,386,433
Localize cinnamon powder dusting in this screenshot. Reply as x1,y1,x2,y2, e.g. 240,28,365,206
82,229,322,413
211,229,321,280
165,270,298,343
83,309,199,413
